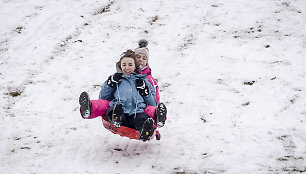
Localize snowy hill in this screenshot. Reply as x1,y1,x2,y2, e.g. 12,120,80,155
1,0,306,173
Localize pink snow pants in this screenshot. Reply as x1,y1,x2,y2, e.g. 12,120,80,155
82,99,157,121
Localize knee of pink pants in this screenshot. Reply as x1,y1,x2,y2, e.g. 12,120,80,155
84,99,110,119
144,105,157,120
144,105,157,129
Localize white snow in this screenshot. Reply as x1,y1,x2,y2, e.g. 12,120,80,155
1,0,306,173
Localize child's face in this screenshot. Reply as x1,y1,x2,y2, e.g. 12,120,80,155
120,57,136,76
135,53,148,69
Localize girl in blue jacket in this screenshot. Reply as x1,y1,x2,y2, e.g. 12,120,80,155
99,50,157,141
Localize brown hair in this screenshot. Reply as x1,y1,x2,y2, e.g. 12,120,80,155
117,49,137,71
120,49,136,60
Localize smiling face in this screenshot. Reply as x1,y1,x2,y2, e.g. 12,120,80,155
135,53,148,69
120,57,136,76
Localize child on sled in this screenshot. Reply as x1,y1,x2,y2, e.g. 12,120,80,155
79,49,165,141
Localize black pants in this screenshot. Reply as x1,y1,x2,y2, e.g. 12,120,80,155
106,107,150,131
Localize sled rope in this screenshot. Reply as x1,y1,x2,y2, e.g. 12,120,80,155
134,92,139,120
116,83,121,103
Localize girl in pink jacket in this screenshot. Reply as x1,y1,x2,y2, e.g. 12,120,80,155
134,39,167,127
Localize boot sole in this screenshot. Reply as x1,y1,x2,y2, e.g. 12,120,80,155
79,92,90,118
156,103,167,128
140,118,154,141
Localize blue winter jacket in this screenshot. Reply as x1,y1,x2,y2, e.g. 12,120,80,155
99,73,157,115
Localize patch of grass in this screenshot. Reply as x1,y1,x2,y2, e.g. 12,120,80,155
59,35,72,47
243,81,255,85
200,117,207,123
94,1,114,15
20,147,31,150
282,166,306,173
114,148,122,151
5,89,23,97
277,155,304,161
93,84,102,88
242,101,250,106
173,168,198,174
15,26,24,33
277,135,289,140
161,83,170,88
150,15,159,25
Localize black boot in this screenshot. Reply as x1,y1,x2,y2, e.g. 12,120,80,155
79,92,92,119
140,118,154,141
155,103,167,128
112,104,124,128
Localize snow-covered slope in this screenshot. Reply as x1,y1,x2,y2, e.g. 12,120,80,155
1,0,305,173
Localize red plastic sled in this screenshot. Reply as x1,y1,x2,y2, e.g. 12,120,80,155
102,117,160,141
